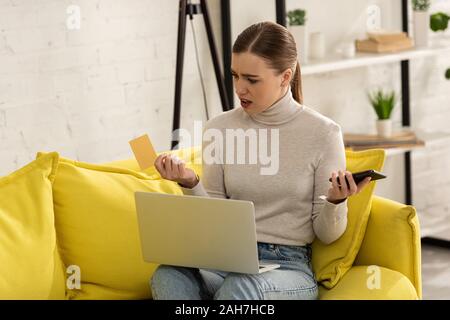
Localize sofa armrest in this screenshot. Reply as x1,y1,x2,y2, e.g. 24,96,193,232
354,195,422,299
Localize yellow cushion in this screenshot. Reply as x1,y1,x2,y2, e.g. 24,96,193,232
36,152,183,300
0,152,66,299
312,149,386,289
319,266,418,300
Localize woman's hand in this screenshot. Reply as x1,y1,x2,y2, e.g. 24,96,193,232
327,170,372,204
154,153,199,189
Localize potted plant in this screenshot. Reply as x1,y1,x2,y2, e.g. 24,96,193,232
287,9,308,64
412,0,431,47
368,89,396,137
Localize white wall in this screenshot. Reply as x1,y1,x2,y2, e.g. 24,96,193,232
1,0,449,237
0,0,224,173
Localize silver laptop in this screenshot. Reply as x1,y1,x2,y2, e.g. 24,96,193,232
134,192,280,274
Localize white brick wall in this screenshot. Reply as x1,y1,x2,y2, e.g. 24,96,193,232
0,0,449,238
0,0,222,169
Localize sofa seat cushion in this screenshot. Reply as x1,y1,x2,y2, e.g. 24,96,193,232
318,265,418,300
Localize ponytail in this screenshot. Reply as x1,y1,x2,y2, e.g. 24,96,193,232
291,61,303,104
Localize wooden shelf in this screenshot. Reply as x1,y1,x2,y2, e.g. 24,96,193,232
344,130,450,157
302,40,450,75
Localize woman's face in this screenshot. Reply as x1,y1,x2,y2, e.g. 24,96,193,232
231,52,292,115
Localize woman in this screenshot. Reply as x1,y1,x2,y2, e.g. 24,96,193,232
150,21,372,300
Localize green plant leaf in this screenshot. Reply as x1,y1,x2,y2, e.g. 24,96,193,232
430,12,450,32
446,68,450,80
287,9,306,26
412,0,431,11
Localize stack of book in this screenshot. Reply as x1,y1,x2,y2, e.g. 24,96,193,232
344,129,425,151
355,30,414,53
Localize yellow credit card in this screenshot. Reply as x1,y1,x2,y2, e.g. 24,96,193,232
129,134,158,170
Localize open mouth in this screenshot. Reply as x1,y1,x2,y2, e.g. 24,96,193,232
240,98,252,108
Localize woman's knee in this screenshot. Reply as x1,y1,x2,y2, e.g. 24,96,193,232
151,265,176,286
150,265,205,300
214,274,263,300
150,265,175,298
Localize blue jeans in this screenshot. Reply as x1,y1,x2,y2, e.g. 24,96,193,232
150,242,318,300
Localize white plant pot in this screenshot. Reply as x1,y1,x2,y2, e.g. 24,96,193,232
413,11,429,48
289,25,308,64
376,119,393,138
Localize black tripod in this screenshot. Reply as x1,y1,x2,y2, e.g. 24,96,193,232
172,0,231,149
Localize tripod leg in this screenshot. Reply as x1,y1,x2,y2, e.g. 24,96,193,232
172,0,187,149
200,0,231,112
220,0,234,107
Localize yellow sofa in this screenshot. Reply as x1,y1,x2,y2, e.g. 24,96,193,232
105,147,422,300
1,148,421,299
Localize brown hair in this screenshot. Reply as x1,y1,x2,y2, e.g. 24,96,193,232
232,21,303,104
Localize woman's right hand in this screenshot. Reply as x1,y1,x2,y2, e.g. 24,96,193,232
154,153,199,189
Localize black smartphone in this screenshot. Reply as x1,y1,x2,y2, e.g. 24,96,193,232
328,169,387,188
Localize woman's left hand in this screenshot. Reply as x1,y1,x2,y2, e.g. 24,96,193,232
327,170,372,204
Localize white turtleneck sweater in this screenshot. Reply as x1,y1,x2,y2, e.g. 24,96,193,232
180,89,348,246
